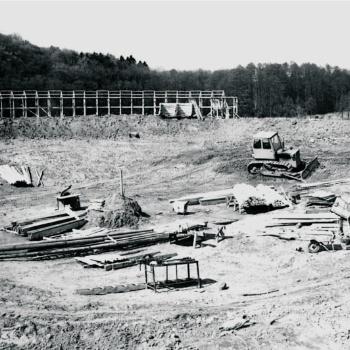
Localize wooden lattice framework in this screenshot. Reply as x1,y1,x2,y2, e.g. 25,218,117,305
0,90,238,118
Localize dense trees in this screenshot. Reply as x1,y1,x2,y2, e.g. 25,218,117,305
1,33,350,117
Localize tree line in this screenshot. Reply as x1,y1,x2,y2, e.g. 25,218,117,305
1,33,350,117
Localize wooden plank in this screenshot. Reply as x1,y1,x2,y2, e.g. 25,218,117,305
10,211,68,227
0,228,155,252
19,216,77,235
28,219,88,241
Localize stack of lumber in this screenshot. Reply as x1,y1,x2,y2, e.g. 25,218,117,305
266,213,339,228
309,223,340,232
44,226,109,240
4,211,87,241
293,178,350,192
306,190,337,208
170,185,287,210
0,228,169,260
170,188,235,206
0,165,33,187
76,251,178,270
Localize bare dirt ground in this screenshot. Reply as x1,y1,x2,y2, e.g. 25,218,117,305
1,114,350,349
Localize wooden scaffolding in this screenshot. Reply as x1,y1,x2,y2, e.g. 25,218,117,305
0,90,238,119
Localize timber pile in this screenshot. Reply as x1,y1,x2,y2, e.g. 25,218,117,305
266,213,339,228
76,251,178,270
4,211,87,241
306,190,336,208
293,178,350,192
170,188,235,206
45,226,110,240
0,228,169,260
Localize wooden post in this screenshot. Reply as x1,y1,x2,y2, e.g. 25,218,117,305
165,91,168,103
72,91,76,117
152,266,156,292
196,261,201,288
60,91,64,118
153,91,156,115
119,92,122,115
0,92,3,118
10,91,14,119
120,168,124,197
47,91,51,117
95,91,99,116
131,91,133,115
35,91,39,117
83,91,86,116
144,263,148,289
339,218,344,235
176,91,178,103
142,91,144,115
107,91,110,115
22,92,25,118
187,263,190,280
193,231,198,249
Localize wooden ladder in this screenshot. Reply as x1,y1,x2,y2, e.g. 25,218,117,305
190,99,203,120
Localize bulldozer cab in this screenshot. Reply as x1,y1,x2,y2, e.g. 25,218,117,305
252,131,282,160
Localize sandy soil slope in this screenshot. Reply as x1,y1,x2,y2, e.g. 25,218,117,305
1,114,350,349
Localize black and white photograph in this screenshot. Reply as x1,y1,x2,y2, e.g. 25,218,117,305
0,0,350,349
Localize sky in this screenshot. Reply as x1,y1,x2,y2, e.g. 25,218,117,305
0,0,349,71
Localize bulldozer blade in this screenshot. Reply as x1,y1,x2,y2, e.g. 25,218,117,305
301,157,320,179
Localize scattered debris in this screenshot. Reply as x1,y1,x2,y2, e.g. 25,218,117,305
129,131,140,138
77,283,147,295
219,282,229,290
219,315,255,331
306,190,336,208
242,289,279,297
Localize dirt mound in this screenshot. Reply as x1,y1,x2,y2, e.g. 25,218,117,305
0,115,224,140
87,194,144,229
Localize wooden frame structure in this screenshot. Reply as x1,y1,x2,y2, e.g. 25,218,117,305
0,90,238,118
144,258,201,292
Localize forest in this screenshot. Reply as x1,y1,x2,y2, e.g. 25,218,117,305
1,33,350,117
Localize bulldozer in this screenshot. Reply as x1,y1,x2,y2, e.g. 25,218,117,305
247,131,319,180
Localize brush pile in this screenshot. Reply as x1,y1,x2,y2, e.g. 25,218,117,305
232,183,288,213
